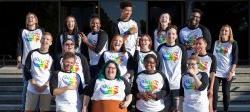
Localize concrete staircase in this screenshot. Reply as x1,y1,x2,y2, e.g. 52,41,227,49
0,66,250,111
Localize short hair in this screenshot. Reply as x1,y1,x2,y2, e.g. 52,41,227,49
166,25,178,32
120,1,132,9
63,52,76,61
143,54,158,64
43,32,53,39
196,37,208,44
192,8,203,17
188,54,200,63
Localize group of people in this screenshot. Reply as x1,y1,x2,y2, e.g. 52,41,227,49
17,1,238,112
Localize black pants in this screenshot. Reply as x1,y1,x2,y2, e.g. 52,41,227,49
213,76,232,111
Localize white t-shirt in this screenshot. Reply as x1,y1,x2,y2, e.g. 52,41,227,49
153,29,167,51
117,19,138,55
26,49,53,94
20,28,43,65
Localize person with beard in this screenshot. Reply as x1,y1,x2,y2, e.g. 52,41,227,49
179,9,211,57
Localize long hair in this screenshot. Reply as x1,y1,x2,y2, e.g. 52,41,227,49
97,60,122,81
139,34,152,49
157,12,171,36
25,12,39,28
110,34,126,54
63,15,80,48
219,24,235,43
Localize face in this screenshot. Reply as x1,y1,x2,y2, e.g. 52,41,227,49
26,13,37,26
220,26,230,41
105,63,117,80
187,59,198,70
144,57,156,72
63,57,75,72
112,36,123,52
121,7,132,19
194,39,207,53
166,28,177,44
159,13,171,25
66,17,76,31
139,36,151,49
40,34,52,49
63,40,75,53
90,18,101,32
189,12,201,26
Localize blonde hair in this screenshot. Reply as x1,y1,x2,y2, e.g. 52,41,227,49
219,24,234,42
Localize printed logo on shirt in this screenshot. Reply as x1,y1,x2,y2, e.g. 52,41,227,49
198,61,208,72
186,35,197,46
110,55,125,65
140,80,159,92
25,32,41,42
33,58,49,69
162,51,179,62
215,44,230,55
183,79,195,90
70,64,79,73
157,34,166,44
62,74,77,86
100,84,119,95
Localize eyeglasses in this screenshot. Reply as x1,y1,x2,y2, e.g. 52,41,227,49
187,63,197,66
65,43,74,46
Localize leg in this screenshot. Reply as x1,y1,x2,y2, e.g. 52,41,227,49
213,77,221,111
39,94,52,112
221,78,232,112
22,74,28,111
25,91,39,112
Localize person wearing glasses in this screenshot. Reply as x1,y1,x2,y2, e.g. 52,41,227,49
180,55,209,112
179,9,212,57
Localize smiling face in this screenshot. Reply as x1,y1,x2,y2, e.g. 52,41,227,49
111,35,123,52
144,56,157,72
63,57,75,72
139,35,151,49
159,13,171,26
219,26,231,41
66,16,76,32
189,12,201,27
26,13,38,27
166,28,177,44
90,18,101,32
105,63,117,80
40,34,53,50
63,40,75,53
187,59,198,70
194,38,207,53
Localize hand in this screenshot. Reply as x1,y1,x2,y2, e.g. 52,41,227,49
123,73,131,80
67,83,78,90
187,68,195,76
36,85,48,93
137,92,150,101
17,62,22,69
147,92,157,100
129,26,137,34
227,71,234,81
81,107,88,112
119,100,130,109
80,32,88,43
207,89,213,99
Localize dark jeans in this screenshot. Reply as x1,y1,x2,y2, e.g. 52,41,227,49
213,76,233,111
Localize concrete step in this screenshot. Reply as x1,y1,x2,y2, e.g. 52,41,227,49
218,95,250,102
217,104,250,111
0,104,56,111
219,86,250,92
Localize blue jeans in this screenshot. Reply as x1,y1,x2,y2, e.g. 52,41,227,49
21,72,28,111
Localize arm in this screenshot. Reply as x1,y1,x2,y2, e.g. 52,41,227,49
79,54,91,85
23,51,33,81
120,77,133,108
82,95,90,112
196,72,209,91
200,25,212,50
17,29,23,68
125,52,135,78
94,31,108,53
180,45,187,74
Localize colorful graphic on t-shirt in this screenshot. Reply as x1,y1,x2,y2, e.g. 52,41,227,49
100,84,119,95
186,35,196,46
162,51,179,62
33,58,49,69
110,55,125,65
62,74,77,86
70,64,79,73
157,34,166,44
198,61,208,72
183,79,195,90
25,32,41,42
215,45,229,55
140,80,159,92
88,38,97,46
